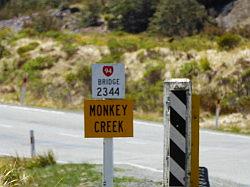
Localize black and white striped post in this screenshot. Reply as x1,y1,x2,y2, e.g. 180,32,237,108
163,79,192,187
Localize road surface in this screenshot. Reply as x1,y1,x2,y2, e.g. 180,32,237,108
0,104,249,186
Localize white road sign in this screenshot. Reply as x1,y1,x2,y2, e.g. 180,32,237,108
92,63,125,99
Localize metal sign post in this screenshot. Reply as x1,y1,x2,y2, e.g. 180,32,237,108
84,63,132,187
163,79,192,187
103,138,113,187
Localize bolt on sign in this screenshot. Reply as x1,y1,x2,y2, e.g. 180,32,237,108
84,99,133,138
92,63,125,99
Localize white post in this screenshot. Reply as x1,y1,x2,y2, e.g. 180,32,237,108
30,130,36,157
103,138,113,187
215,100,221,128
20,84,26,105
20,75,28,105
215,107,220,128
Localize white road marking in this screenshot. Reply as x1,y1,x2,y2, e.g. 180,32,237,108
117,139,147,145
202,130,250,140
115,162,162,173
0,104,66,115
58,132,81,138
134,120,162,128
0,124,13,128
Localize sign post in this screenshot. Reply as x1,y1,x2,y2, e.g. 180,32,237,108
84,63,132,187
163,79,192,187
103,138,113,187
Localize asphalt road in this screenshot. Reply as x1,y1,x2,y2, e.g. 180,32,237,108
0,104,250,186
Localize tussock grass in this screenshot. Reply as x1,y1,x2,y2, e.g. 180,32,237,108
0,153,145,187
0,151,56,186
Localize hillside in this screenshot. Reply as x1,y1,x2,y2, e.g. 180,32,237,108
0,29,249,112
0,0,249,133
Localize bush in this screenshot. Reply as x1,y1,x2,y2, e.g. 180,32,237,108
17,42,39,56
217,33,241,50
168,35,215,51
230,25,250,39
0,0,65,19
0,44,5,59
62,44,78,58
179,60,199,78
0,28,11,40
0,159,27,186
144,63,165,84
23,56,56,73
199,57,211,72
127,80,163,113
27,12,62,33
150,0,207,36
26,151,56,169
0,151,56,186
0,61,10,83
107,0,157,33
81,0,103,27
106,37,139,61
76,64,91,84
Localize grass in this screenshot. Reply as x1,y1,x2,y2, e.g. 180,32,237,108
208,124,250,135
0,154,147,187
17,42,40,56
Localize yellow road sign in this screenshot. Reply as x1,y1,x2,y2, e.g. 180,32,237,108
84,99,133,138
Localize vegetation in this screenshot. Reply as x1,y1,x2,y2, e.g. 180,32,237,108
0,154,146,187
0,0,249,132
81,0,103,27
107,0,157,33
150,0,207,36
0,0,67,19
0,151,56,186
217,33,242,50
17,42,39,56
179,60,200,79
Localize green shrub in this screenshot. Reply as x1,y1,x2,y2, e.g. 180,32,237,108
0,61,10,83
107,0,157,33
107,38,139,60
0,28,12,40
199,57,211,72
127,80,163,113
27,12,62,33
17,42,39,55
169,35,215,51
62,44,78,58
23,56,56,73
26,151,56,169
98,54,118,64
76,64,91,85
0,44,5,59
179,60,199,78
230,25,250,39
0,151,56,186
81,0,102,27
0,161,27,186
217,33,241,50
0,0,65,19
64,72,78,86
144,63,165,84
150,0,207,36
